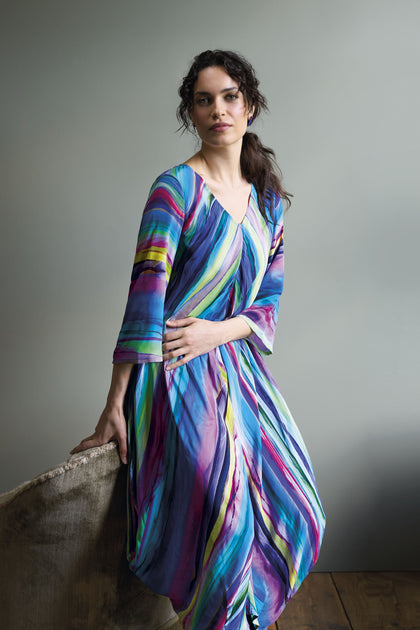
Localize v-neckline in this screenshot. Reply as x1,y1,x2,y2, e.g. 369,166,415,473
181,163,254,226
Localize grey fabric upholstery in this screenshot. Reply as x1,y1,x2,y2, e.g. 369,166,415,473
0,442,180,630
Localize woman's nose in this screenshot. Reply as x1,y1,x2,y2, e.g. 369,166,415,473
212,97,226,118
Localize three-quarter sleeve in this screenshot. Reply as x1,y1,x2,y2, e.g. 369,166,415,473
113,172,185,364
237,197,284,355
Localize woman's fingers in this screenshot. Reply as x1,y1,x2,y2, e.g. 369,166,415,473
70,425,127,465
70,434,104,454
166,318,194,328
70,434,127,464
163,319,188,351
164,353,189,370
117,437,128,465
163,317,195,351
163,317,222,370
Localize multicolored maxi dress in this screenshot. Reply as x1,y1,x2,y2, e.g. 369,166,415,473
113,163,326,630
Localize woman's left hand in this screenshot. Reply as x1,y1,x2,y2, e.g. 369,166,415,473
163,317,225,370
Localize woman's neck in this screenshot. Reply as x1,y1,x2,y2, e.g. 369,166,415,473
189,141,245,188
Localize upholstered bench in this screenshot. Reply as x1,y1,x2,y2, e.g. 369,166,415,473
0,442,180,630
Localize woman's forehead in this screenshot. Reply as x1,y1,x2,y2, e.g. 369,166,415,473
194,66,239,93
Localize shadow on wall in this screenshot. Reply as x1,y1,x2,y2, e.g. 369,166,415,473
324,422,420,571
0,443,180,630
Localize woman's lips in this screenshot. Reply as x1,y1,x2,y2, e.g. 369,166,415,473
210,124,231,132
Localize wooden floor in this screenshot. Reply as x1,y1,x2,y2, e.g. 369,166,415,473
274,571,420,630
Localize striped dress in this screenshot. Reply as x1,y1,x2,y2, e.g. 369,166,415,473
113,163,326,630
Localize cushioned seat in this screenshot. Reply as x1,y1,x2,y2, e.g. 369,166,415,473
0,442,180,630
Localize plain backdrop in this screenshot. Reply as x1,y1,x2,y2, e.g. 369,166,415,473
1,0,419,571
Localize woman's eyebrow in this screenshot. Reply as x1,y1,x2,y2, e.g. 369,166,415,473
194,87,239,96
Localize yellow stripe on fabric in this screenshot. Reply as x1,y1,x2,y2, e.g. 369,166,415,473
247,470,298,591
179,366,236,621
134,364,160,454
135,505,151,554
135,398,151,455
186,221,237,302
134,247,172,281
188,260,240,317
134,247,167,265
269,231,283,259
202,368,235,568
243,222,267,300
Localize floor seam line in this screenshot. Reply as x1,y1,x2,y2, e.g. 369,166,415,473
330,572,355,630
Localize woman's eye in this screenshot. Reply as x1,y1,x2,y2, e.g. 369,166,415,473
226,93,239,100
196,97,210,105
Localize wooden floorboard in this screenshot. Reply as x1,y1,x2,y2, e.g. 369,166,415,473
170,571,420,629
276,572,351,630
332,571,420,630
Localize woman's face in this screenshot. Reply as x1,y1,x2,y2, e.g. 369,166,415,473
189,66,253,149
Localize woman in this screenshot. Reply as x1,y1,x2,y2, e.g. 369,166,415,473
71,49,326,630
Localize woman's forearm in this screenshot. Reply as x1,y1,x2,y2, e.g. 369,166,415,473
217,316,252,345
106,363,134,408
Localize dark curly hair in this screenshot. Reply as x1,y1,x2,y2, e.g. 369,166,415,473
177,49,292,221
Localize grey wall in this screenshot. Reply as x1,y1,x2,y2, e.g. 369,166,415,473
1,0,419,571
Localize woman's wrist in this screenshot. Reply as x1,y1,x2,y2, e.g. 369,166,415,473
217,316,252,345
105,396,125,411
106,363,134,409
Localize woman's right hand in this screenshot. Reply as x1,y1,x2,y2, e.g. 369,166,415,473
70,363,133,464
70,403,128,464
